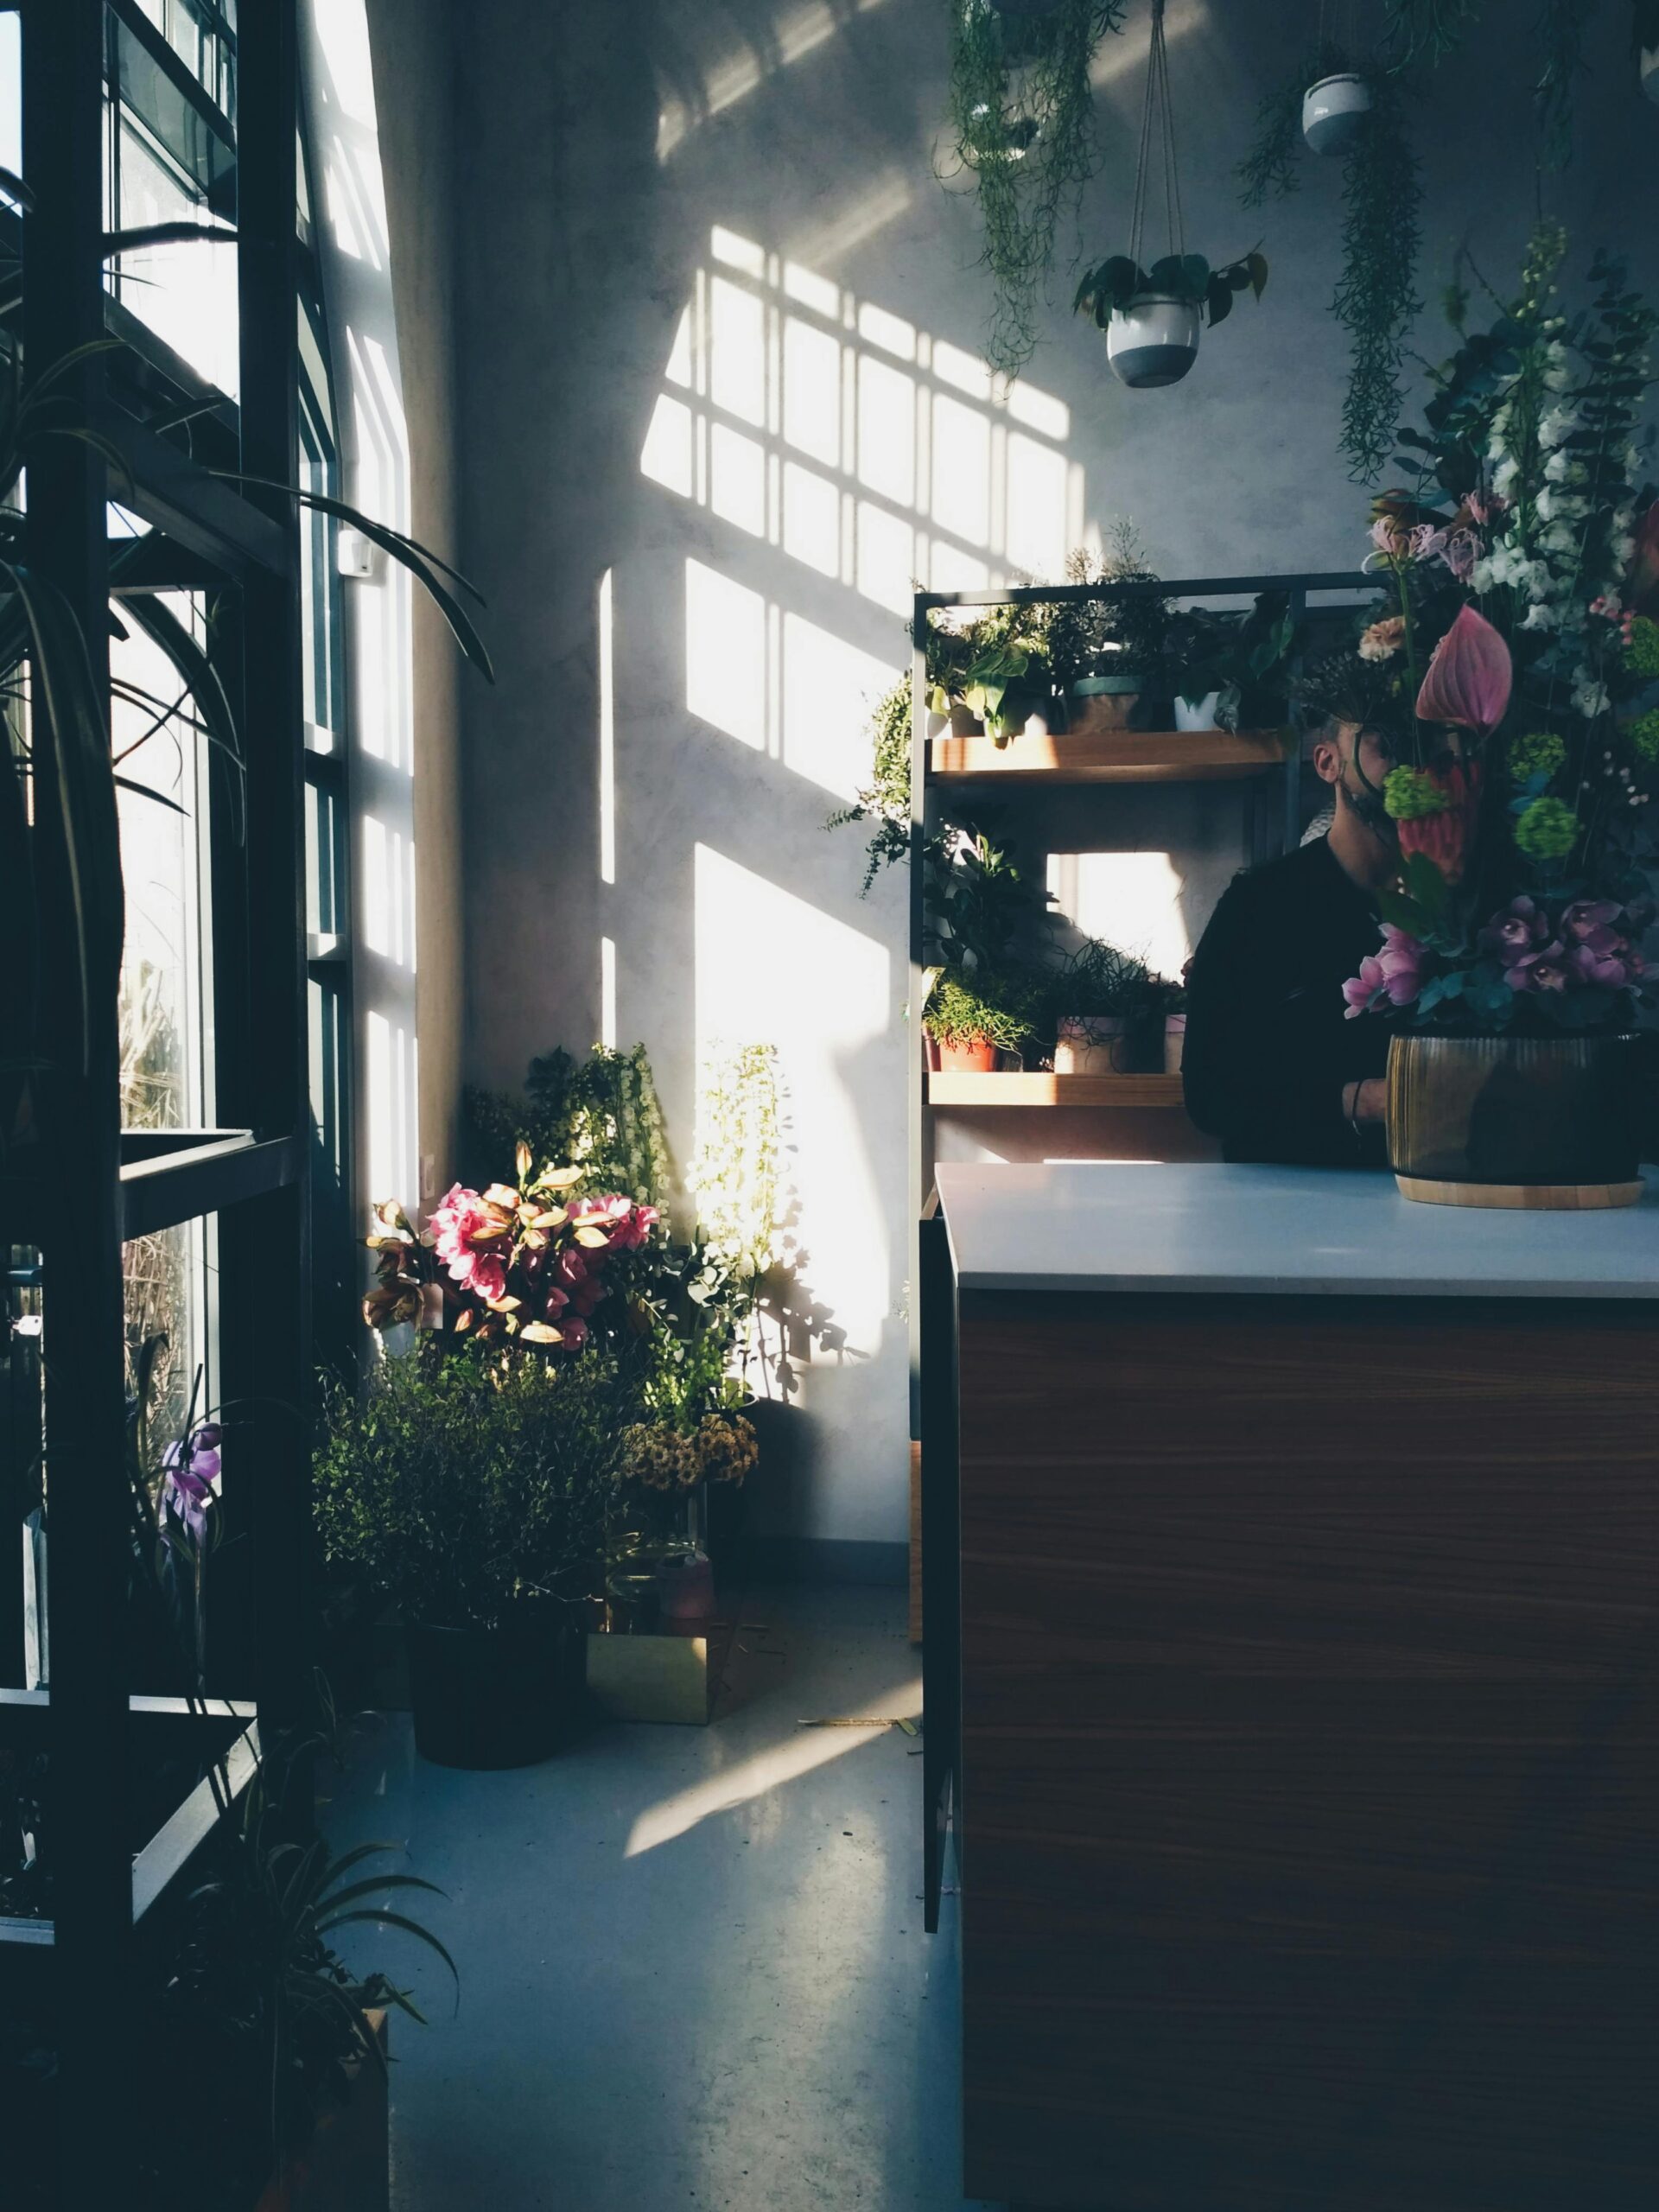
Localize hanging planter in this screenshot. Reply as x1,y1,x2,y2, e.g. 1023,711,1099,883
1075,0,1267,391
944,1,1130,375
1078,250,1268,389
1301,71,1372,154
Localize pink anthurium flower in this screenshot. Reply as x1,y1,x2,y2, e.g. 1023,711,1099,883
1415,605,1513,736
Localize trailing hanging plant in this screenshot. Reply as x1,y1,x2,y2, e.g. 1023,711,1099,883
943,0,1128,374
1535,0,1603,165
1381,0,1484,65
827,676,914,893
1239,52,1421,481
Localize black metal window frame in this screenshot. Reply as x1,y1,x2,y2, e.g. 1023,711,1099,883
3,2,313,2196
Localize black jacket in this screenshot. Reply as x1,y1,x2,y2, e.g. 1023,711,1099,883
1184,836,1390,1167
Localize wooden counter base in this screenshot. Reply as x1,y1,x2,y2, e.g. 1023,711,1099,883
957,1291,1659,2211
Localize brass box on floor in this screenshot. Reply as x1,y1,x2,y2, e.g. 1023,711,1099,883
586,1625,717,1725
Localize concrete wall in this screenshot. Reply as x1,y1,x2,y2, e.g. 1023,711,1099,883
365,0,466,1198
444,0,1659,1554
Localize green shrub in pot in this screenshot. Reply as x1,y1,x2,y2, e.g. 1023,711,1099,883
1047,528,1172,728
925,965,1042,1071
314,1341,625,1766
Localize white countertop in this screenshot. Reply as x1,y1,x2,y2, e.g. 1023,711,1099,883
935,1161,1659,1300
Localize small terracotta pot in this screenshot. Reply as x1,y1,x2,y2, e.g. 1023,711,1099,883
937,1035,998,1074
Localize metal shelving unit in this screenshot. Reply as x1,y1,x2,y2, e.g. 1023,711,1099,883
1,3,311,2198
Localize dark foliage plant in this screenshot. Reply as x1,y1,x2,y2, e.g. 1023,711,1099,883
313,1338,623,1629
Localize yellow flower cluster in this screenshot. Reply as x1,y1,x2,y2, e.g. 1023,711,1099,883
620,1414,760,1492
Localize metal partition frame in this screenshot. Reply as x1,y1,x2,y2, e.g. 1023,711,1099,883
1,3,312,2198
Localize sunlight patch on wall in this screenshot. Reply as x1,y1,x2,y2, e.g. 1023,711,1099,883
687,562,767,750
781,615,894,802
656,0,897,160
366,1008,417,1211
695,845,892,1359
1048,851,1191,980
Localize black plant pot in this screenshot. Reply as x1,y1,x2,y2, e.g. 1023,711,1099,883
405,1606,583,1770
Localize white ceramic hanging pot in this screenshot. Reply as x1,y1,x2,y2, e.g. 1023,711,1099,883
1302,73,1372,156
1642,47,1659,105
1107,294,1201,389
1173,690,1222,731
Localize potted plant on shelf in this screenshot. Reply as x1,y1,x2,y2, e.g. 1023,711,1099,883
1075,246,1269,389
925,599,1058,745
1321,227,1659,1205
1161,589,1300,732
925,965,1040,1071
1044,938,1163,1073
1046,527,1171,732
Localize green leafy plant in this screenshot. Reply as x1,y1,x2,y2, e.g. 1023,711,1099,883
925,598,1058,743
1044,937,1155,1020
313,1339,623,1627
1073,246,1268,330
827,676,914,891
151,1698,456,2206
924,963,1040,1052
927,811,1055,975
1046,528,1172,689
466,1043,670,1205
1239,54,1421,481
1160,590,1300,722
943,0,1129,374
1382,0,1483,65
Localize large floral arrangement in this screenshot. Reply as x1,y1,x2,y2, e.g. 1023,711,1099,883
365,1140,659,1349
1316,229,1659,1034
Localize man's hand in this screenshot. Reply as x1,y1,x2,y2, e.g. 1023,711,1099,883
1344,1077,1387,1125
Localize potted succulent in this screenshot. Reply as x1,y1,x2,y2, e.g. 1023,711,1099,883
1046,938,1160,1073
925,965,1039,1072
314,1337,626,1766
1047,529,1172,733
1075,248,1268,389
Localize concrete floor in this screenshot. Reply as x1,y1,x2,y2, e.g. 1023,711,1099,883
323,1587,998,2212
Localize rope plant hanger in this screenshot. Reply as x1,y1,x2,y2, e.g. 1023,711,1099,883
1074,0,1267,389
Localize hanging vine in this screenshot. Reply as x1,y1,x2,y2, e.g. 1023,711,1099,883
1535,0,1603,165
1239,45,1421,482
1381,0,1484,65
943,0,1128,374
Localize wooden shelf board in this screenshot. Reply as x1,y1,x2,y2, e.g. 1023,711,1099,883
929,728,1292,785
928,1072,1187,1108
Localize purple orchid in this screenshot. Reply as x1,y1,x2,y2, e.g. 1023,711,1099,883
1376,925,1428,1007
162,1422,221,1548
1479,896,1548,961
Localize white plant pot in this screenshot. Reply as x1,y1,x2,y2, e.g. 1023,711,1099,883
1055,1016,1127,1077
1173,690,1222,732
1106,295,1201,390
1643,47,1659,105
1164,1017,1186,1076
1302,73,1372,156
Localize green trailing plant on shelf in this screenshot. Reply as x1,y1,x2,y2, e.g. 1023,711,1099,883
942,0,1128,375
1238,48,1421,482
827,676,915,892
1073,245,1268,333
924,963,1042,1055
1044,936,1157,1024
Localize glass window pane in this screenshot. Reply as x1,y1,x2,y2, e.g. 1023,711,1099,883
110,116,239,397
113,592,214,1132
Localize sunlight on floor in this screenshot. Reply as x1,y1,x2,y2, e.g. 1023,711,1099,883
625,1674,924,1857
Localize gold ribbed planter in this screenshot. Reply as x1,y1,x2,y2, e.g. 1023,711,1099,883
1387,1033,1643,1209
